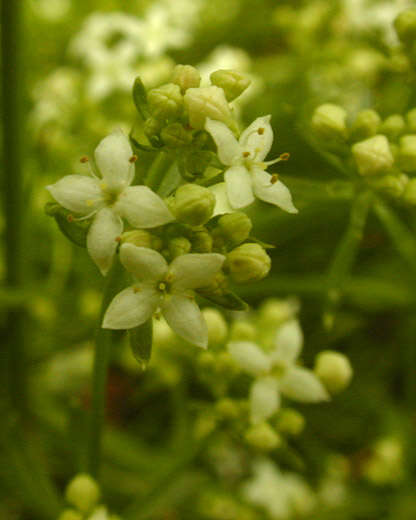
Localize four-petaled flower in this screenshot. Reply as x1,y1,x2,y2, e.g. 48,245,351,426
228,319,329,423
102,243,225,348
205,116,298,214
47,130,174,275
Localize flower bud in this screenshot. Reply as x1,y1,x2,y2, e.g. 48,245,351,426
352,135,394,176
229,320,257,341
215,397,240,419
58,511,83,520
120,230,153,248
168,236,191,258
191,228,213,252
172,64,201,92
380,114,405,141
367,174,408,198
173,184,215,226
226,243,271,284
311,104,348,141
65,474,100,513
398,134,416,172
276,408,305,436
185,150,213,177
245,422,281,451
350,109,381,142
202,308,228,345
406,108,416,133
147,83,183,120
394,8,416,45
258,298,299,328
314,351,353,394
214,212,252,248
144,117,163,142
210,69,251,102
402,178,416,205
184,86,236,131
161,122,193,148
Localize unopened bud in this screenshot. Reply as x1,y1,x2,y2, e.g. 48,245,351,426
245,422,281,451
229,320,257,341
402,178,416,204
185,150,213,177
168,236,191,258
202,308,228,345
226,243,271,284
398,134,416,172
58,511,83,520
314,350,353,394
276,408,305,436
65,474,100,513
210,69,251,102
144,117,163,142
161,122,193,148
367,174,408,198
172,64,201,92
191,228,213,252
215,397,240,419
121,230,153,248
173,184,215,226
394,9,416,45
147,83,183,120
352,135,394,176
259,298,299,328
214,212,252,247
406,108,416,133
311,104,348,141
184,86,236,131
380,114,405,140
350,109,381,142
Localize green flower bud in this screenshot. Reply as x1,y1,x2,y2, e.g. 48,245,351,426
184,86,236,132
185,150,213,177
406,107,416,133
229,320,257,341
350,109,381,142
121,230,152,248
398,134,416,172
394,8,416,44
402,178,416,205
65,474,100,513
191,228,213,252
314,350,353,394
311,103,348,141
226,243,271,284
160,122,193,148
215,397,240,419
58,510,83,520
172,64,201,92
367,173,408,198
210,69,251,102
352,135,394,176
202,308,228,345
214,212,252,248
380,114,405,140
258,297,299,328
168,236,191,258
276,409,305,436
147,83,183,120
144,117,163,142
245,422,281,451
173,184,215,226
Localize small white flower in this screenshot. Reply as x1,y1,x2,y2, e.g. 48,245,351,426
102,244,225,348
47,130,174,275
228,319,329,423
205,116,297,214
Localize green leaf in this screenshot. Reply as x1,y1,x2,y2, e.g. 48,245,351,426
129,319,153,368
199,289,248,311
132,76,149,119
45,202,91,247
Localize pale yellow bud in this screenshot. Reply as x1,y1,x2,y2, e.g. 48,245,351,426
314,351,353,394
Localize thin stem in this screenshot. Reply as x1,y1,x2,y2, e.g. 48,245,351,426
145,152,173,192
1,0,27,411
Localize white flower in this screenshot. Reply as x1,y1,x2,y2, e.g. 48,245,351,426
47,130,173,275
102,244,225,348
228,319,329,423
205,116,297,214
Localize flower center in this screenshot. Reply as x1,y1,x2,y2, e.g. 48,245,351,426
100,183,120,206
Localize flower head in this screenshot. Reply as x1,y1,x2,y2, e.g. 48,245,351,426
205,116,297,214
102,244,225,348
47,130,173,275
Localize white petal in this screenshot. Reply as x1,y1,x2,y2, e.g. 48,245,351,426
115,185,174,228
227,341,271,376
102,286,160,329
252,168,298,214
272,319,304,365
279,367,330,403
169,253,225,290
87,208,123,275
239,115,273,161
250,376,280,424
225,165,255,209
210,182,233,216
162,294,208,348
47,175,102,215
94,129,135,190
205,118,241,166
120,243,168,282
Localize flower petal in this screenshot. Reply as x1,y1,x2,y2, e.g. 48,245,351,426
120,243,168,282
87,208,123,275
169,253,225,290
272,319,303,365
162,294,208,348
239,115,273,161
252,168,298,214
225,165,255,209
250,376,280,424
94,129,135,190
205,118,241,166
102,286,160,329
47,175,103,215
279,367,330,403
210,182,233,216
228,341,271,376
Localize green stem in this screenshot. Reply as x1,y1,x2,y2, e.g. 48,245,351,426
87,261,124,478
1,0,26,411
145,152,173,192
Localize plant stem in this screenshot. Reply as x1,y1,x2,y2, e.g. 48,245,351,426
145,152,172,192
1,0,27,411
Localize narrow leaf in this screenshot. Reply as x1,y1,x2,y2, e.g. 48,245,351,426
129,319,153,368
45,202,91,247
